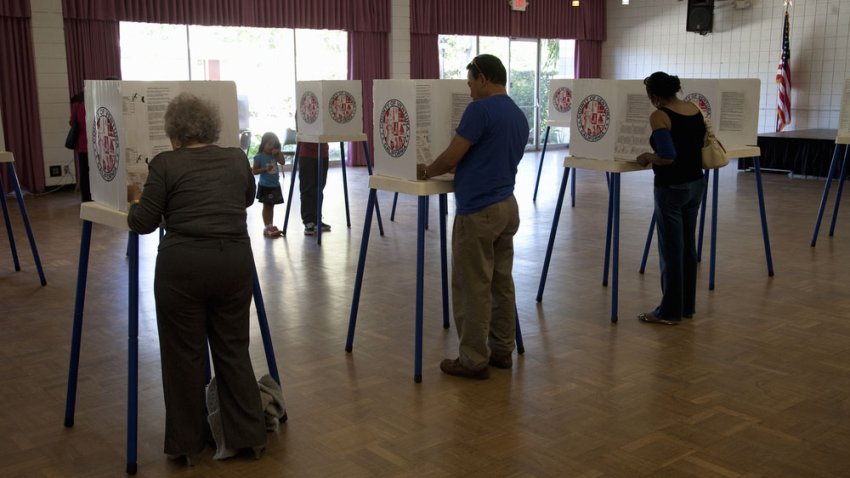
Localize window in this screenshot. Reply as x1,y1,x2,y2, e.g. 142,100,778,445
120,23,189,81
120,23,347,160
438,35,575,149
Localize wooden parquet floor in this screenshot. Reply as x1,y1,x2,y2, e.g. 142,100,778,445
2,152,850,477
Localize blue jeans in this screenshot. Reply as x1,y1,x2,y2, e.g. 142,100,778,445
653,178,706,321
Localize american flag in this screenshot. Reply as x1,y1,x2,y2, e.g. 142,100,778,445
776,7,792,132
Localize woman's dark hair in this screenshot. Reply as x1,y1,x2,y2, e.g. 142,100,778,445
258,132,281,153
163,93,221,145
644,71,681,99
467,54,507,86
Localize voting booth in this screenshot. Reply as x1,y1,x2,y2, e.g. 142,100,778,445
568,78,761,162
67,80,278,474
680,78,760,147
85,80,239,212
295,80,363,137
372,79,471,180
568,79,654,161
547,79,574,127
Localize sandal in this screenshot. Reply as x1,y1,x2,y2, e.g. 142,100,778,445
263,226,282,238
638,311,680,325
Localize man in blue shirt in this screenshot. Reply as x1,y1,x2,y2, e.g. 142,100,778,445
417,54,529,379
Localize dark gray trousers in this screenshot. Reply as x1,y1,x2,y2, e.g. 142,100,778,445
298,154,329,225
154,240,265,455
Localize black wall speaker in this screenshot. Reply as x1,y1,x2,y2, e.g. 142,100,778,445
686,0,714,35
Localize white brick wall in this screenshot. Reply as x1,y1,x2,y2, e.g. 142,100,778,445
603,0,850,133
30,0,74,187
390,0,411,79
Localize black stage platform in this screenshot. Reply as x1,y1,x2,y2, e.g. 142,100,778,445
738,128,840,178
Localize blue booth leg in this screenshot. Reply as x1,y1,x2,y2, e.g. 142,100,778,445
127,232,139,475
709,168,719,290
828,145,850,237
603,175,614,287
340,142,352,229
252,264,281,385
515,306,525,355
414,196,427,383
697,169,710,262
536,167,571,302
639,214,656,274
361,142,384,236
811,144,843,246
0,187,21,271
282,145,300,236
533,126,550,202
64,220,93,428
8,163,46,284
439,194,450,329
611,174,621,323
752,156,775,276
346,189,378,352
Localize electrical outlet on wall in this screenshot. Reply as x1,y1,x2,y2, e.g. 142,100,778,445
64,165,70,174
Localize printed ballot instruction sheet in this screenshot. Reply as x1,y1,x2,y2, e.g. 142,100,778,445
86,80,239,212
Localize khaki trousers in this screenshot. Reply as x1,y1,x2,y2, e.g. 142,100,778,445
451,195,520,369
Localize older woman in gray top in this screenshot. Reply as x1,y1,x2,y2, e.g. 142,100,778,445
127,93,266,463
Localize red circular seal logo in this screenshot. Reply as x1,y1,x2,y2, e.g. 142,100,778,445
684,93,711,119
299,91,319,124
328,90,357,124
552,86,572,114
92,106,119,182
577,94,610,142
379,99,410,158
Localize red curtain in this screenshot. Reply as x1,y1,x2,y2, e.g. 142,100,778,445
1,2,45,193
410,0,605,80
411,34,440,80
63,19,121,96
575,40,602,79
410,0,605,40
61,0,391,167
348,31,389,167
61,0,389,31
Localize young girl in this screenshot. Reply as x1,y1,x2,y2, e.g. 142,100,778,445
252,132,286,237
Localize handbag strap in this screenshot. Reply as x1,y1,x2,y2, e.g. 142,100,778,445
692,101,726,152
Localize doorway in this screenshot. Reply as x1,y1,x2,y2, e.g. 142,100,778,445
508,39,538,149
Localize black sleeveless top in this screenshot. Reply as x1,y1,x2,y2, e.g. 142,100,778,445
651,107,706,187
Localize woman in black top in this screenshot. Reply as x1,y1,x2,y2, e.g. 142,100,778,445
127,93,266,462
636,72,707,325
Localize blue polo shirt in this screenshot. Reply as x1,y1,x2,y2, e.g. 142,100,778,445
453,94,528,215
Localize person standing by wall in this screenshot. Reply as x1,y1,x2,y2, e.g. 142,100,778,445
417,54,528,379
69,91,90,201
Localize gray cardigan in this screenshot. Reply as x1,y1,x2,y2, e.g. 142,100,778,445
127,145,256,249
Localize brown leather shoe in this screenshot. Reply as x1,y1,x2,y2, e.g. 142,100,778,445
440,358,489,379
489,352,512,369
